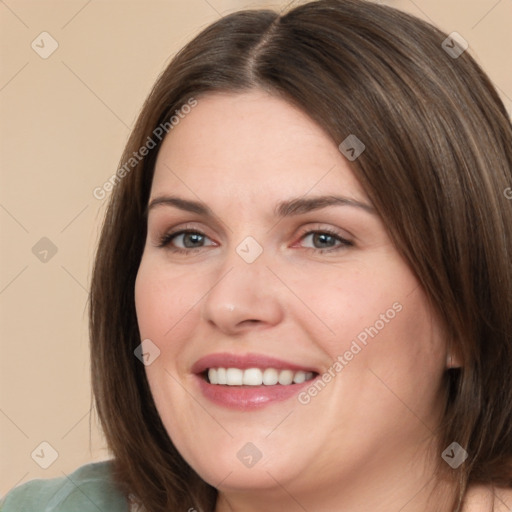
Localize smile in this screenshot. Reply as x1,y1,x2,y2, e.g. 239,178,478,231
207,367,316,386
192,353,320,409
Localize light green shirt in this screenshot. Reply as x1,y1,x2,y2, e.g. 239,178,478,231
0,461,130,511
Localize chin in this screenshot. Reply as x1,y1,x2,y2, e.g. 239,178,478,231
175,435,304,491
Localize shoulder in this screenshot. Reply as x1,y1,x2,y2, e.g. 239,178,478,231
0,460,129,512
462,484,512,512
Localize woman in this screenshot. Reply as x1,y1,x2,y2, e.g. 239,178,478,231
3,0,511,510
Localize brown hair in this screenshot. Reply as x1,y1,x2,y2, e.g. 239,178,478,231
89,1,512,511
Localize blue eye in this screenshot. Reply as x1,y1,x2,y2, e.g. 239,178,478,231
158,229,213,254
299,230,352,252
157,228,352,255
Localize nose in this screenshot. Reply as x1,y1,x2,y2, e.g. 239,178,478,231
201,245,285,335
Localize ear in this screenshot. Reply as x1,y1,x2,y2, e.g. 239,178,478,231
446,340,463,369
446,353,463,369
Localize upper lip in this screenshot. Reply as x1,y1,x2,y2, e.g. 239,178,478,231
191,352,319,375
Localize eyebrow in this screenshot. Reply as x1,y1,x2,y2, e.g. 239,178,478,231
145,194,375,218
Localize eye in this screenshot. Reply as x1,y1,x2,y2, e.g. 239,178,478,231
156,227,353,255
157,229,215,254
297,228,353,253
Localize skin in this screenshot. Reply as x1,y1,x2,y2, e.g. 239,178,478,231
462,486,512,512
134,89,483,512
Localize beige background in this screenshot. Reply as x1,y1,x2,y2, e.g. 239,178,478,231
1,0,511,497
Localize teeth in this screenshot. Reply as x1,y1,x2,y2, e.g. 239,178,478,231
278,369,294,385
262,368,278,385
226,368,243,385
207,368,315,386
217,368,226,385
292,371,307,384
243,368,262,386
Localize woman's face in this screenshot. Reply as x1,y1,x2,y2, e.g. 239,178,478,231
135,90,450,506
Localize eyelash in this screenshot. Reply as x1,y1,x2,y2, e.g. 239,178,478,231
156,227,353,255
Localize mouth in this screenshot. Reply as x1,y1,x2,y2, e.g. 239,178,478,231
192,353,320,409
203,367,317,386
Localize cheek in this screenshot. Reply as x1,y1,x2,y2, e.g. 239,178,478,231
336,286,446,426
309,257,446,401
298,258,416,357
134,258,202,439
134,256,197,340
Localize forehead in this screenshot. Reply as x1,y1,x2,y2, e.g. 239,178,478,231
151,90,368,206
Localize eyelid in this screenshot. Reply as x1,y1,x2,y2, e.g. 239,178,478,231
291,226,353,252
154,222,217,248
155,222,354,255
294,224,353,242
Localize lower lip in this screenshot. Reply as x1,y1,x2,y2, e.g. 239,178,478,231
195,374,316,410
